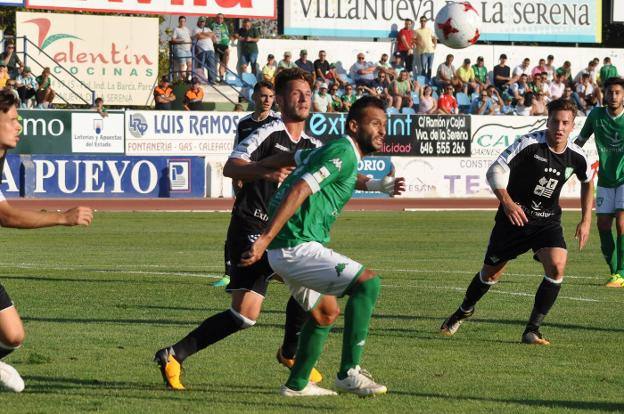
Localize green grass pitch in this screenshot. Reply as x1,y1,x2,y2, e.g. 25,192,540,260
0,211,622,413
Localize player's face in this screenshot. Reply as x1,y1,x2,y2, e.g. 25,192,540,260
253,86,274,112
546,109,575,148
605,85,624,111
354,106,387,155
278,79,311,122
0,106,21,150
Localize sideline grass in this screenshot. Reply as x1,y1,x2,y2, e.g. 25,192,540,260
0,211,622,413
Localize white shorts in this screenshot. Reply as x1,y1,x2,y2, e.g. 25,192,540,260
596,185,624,214
267,242,365,311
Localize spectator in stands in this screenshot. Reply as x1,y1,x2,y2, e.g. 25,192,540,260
434,54,460,90
35,67,54,108
313,50,330,83
576,72,601,112
376,53,394,77
390,52,406,76
417,85,437,114
183,78,204,111
500,95,515,115
549,72,566,100
154,76,176,110
93,97,108,118
0,65,8,88
370,70,393,108
233,103,244,112
515,93,531,116
510,73,529,101
5,79,19,104
470,90,493,115
328,84,342,112
493,53,512,92
512,57,531,81
531,59,548,79
599,57,619,85
396,19,414,75
192,16,217,85
0,41,22,80
437,85,458,114
574,60,598,85
210,13,231,83
531,91,547,116
312,82,332,112
277,51,296,74
341,84,358,112
350,53,376,87
561,85,583,113
171,16,193,82
414,15,437,82
261,54,276,83
235,19,260,75
472,56,488,90
15,66,37,108
354,85,368,100
390,70,413,110
544,54,556,81
556,60,573,85
485,85,502,114
295,50,315,78
325,63,345,88
530,74,549,98
457,58,478,94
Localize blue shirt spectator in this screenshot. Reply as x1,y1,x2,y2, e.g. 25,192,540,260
470,92,493,114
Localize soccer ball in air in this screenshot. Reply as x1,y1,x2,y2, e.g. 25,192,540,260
434,1,481,49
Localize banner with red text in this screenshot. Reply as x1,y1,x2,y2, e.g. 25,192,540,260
26,0,276,18
17,12,158,106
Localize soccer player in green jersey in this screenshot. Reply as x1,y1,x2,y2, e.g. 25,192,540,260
577,77,624,287
241,96,395,397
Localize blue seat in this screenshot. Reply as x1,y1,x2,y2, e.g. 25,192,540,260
456,92,471,106
224,73,243,87
386,107,400,115
401,107,416,115
416,75,427,85
411,92,420,105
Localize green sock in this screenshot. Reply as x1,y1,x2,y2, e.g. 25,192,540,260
617,235,624,275
599,229,617,274
338,276,381,379
285,319,332,391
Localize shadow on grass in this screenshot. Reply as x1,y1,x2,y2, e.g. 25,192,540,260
2,274,201,285
391,390,624,412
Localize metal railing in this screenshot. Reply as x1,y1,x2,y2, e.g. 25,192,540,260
11,36,96,107
168,41,253,105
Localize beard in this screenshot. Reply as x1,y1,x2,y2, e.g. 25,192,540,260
282,106,309,122
357,134,379,155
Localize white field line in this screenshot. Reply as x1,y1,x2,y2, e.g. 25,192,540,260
0,263,608,304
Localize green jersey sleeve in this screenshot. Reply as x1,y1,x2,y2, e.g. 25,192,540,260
578,108,596,145
300,140,355,193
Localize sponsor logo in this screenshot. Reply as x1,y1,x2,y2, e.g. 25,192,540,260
534,154,547,162
275,143,289,152
312,166,331,183
597,197,604,207
533,168,560,198
253,209,268,222
129,114,149,137
564,167,574,180
331,158,342,171
531,200,542,211
169,161,190,191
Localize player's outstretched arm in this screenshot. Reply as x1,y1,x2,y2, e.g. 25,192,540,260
575,180,594,250
0,202,93,229
224,158,294,183
239,179,312,267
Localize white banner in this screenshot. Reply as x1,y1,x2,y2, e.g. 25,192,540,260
284,0,601,43
393,115,597,199
26,0,275,18
71,112,125,153
17,12,158,106
614,2,624,22
126,110,246,156
0,0,24,5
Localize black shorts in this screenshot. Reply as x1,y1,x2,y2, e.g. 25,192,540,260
0,283,13,311
225,221,274,296
215,44,229,60
484,219,566,266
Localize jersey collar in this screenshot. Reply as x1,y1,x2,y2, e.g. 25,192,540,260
345,135,362,162
606,107,624,121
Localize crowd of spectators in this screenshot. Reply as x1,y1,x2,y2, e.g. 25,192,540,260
0,40,56,109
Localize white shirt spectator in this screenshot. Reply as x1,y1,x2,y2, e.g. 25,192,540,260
313,92,332,112
173,26,192,54
513,65,531,78
576,82,594,96
549,81,565,100
349,61,375,82
193,27,214,52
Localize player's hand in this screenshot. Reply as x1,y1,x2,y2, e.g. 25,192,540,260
392,177,406,196
575,220,591,250
502,201,528,226
239,237,269,267
264,167,294,183
63,206,93,226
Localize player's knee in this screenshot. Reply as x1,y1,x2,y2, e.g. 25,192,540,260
229,308,256,329
0,330,24,349
315,307,340,326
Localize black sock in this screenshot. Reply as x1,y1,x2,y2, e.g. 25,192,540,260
281,296,308,359
460,272,493,311
0,348,14,359
526,277,561,331
172,310,243,363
